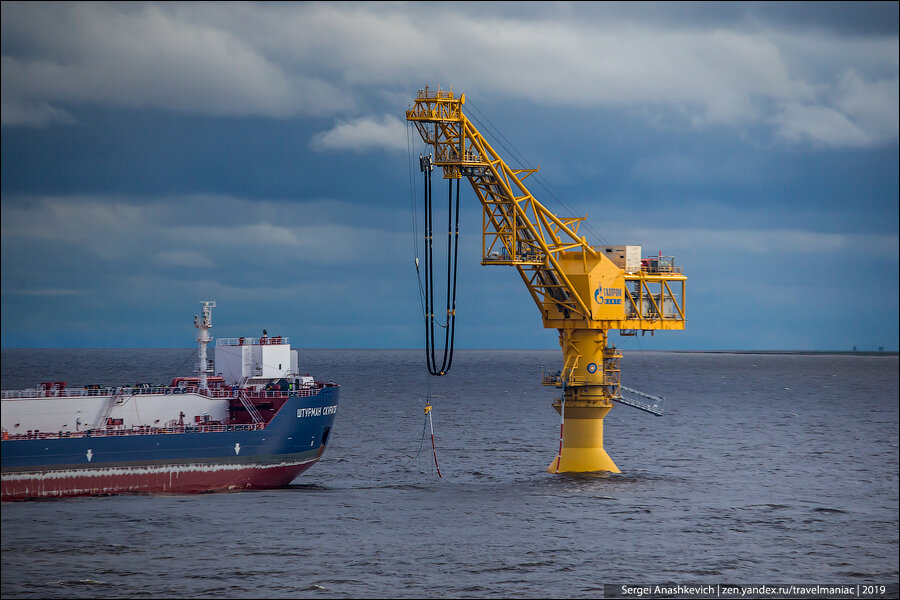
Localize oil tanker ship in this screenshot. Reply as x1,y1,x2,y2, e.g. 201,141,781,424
1,301,339,501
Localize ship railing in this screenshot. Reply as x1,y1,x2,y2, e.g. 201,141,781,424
3,386,241,399
2,382,328,400
3,422,267,441
216,336,289,346
240,387,322,399
2,388,120,399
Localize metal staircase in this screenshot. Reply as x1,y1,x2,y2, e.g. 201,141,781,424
97,387,127,429
617,385,665,416
237,383,264,424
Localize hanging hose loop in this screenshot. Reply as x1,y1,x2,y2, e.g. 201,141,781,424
420,156,460,377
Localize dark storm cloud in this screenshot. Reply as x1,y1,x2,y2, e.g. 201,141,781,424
742,1,899,36
450,1,899,36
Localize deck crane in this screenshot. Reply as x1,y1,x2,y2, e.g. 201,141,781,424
406,87,687,473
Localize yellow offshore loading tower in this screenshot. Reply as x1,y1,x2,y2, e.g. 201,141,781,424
406,87,687,473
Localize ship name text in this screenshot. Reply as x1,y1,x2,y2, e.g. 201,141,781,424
297,405,337,418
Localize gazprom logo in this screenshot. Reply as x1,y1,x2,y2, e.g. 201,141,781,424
594,286,623,305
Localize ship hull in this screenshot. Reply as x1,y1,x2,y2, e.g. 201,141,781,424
1,452,320,500
1,386,338,501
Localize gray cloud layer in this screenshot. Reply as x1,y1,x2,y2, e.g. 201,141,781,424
2,2,898,148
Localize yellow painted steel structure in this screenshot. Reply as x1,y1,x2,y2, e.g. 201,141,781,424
406,87,687,473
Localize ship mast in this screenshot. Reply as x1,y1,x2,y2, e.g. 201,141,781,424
194,301,216,393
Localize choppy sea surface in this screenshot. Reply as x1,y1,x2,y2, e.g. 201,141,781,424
1,349,898,598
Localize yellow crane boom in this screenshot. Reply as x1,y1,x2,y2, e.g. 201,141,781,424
407,86,687,473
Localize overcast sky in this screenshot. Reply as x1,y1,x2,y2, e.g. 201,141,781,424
2,1,898,351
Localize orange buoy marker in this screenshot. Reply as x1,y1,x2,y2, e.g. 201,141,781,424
425,402,442,478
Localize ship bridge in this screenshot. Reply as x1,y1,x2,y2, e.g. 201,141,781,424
215,336,298,384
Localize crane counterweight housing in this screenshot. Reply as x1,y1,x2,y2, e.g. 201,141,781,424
406,86,687,473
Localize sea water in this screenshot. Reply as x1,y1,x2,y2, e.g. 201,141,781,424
1,349,897,598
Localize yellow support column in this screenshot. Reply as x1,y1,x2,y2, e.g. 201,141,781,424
547,329,621,473
548,402,620,473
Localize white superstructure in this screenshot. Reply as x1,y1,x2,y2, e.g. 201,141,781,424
214,336,299,385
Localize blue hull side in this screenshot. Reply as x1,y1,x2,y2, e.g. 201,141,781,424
1,386,338,500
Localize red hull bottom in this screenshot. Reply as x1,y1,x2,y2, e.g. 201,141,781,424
2,458,319,501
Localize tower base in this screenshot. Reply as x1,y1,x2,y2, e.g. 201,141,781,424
547,402,621,474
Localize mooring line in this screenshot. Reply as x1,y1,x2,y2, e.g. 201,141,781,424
425,401,442,478
554,396,565,474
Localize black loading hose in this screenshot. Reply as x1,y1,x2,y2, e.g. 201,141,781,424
421,157,460,376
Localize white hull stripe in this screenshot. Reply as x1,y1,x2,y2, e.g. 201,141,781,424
2,457,318,483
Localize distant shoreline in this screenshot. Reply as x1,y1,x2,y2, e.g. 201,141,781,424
667,350,898,357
